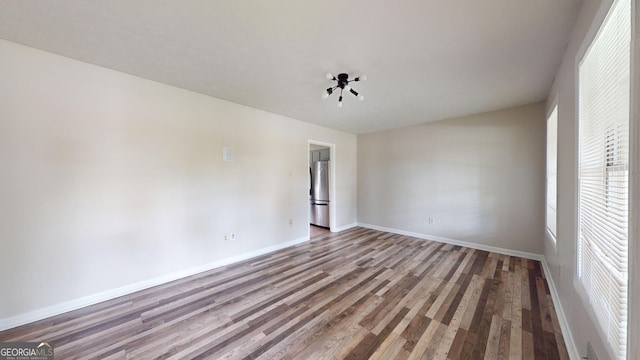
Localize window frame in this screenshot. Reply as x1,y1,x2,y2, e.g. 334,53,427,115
575,0,631,358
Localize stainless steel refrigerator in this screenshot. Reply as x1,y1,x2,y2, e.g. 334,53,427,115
310,160,330,228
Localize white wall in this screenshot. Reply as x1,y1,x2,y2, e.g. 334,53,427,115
357,103,545,254
545,0,638,359
0,39,357,322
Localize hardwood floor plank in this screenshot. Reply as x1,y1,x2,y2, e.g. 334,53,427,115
536,277,554,334
447,327,468,359
502,270,513,321
401,314,432,353
498,318,511,360
510,272,524,360
529,272,547,360
521,259,532,310
0,227,569,359
406,318,441,360
369,333,406,360
311,297,382,359
459,276,486,331
471,278,499,359
241,309,332,360
433,275,480,358
483,315,502,360
467,279,492,334
493,267,507,318
459,331,478,360
546,290,570,360
441,258,476,325
420,322,448,360
344,307,409,360
523,330,535,360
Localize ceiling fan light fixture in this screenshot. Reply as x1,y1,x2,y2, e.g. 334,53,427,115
323,72,365,106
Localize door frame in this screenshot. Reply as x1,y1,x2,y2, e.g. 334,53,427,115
308,140,337,233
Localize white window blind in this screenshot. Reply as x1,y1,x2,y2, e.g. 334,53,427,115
546,105,558,240
578,0,630,358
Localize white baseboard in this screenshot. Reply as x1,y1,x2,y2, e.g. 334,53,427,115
540,259,580,360
331,223,357,233
0,235,309,332
357,223,543,261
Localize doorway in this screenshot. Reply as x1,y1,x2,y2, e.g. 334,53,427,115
308,140,336,237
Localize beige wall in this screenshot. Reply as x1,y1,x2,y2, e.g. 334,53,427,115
545,0,638,359
357,103,545,254
0,39,357,321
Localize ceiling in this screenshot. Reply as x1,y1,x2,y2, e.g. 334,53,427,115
0,0,581,134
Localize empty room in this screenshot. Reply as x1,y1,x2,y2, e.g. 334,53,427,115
0,1,637,359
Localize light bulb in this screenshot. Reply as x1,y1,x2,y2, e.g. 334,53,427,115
322,91,329,100
344,85,351,92
359,75,367,81
337,101,343,108
358,95,365,101
326,72,335,80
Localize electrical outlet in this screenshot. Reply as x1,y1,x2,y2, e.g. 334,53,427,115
428,217,435,225
223,233,228,241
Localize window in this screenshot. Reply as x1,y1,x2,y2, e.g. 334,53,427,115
577,0,630,358
546,105,558,241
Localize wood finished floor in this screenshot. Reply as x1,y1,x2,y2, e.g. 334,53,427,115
0,227,569,359
310,225,331,238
